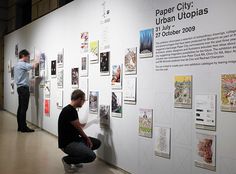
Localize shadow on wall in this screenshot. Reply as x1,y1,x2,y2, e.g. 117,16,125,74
97,128,117,166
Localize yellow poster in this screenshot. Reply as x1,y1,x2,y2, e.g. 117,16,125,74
221,74,236,112
174,75,192,108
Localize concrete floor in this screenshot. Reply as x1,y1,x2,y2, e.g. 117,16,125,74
0,110,126,174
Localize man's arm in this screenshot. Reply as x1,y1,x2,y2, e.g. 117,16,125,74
71,119,93,148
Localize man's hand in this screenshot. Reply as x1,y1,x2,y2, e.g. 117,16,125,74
86,137,93,149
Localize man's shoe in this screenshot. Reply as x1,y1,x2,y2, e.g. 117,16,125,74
72,163,83,169
62,158,76,173
21,127,35,133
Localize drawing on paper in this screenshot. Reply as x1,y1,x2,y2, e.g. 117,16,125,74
124,77,136,104
71,68,79,87
155,127,171,159
111,92,122,117
124,47,137,74
56,89,63,109
99,105,110,128
44,81,50,98
51,60,56,77
221,74,236,112
174,75,192,109
100,52,110,75
89,91,99,114
40,53,46,70
57,49,64,68
90,41,99,63
195,133,216,171
57,69,63,88
111,64,122,89
81,32,89,53
195,95,216,130
81,56,88,76
139,108,153,138
139,28,153,58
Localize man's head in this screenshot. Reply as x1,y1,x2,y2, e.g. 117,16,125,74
71,89,85,108
19,49,30,62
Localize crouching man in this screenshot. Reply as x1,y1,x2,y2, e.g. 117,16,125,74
58,89,101,173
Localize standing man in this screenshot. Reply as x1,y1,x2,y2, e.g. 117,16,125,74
58,89,101,173
14,49,38,132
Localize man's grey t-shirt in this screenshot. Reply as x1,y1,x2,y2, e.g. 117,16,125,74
14,60,33,87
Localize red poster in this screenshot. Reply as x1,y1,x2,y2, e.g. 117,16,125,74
44,99,50,116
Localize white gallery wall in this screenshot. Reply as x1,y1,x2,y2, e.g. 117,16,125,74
4,0,236,174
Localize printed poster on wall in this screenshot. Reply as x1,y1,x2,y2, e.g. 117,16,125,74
195,94,216,130
221,74,236,112
154,126,171,159
90,40,99,63
44,99,50,116
15,44,18,57
51,60,56,77
124,77,137,104
57,69,63,88
111,92,122,118
57,49,64,68
100,52,110,75
195,132,216,171
174,75,192,109
81,32,89,53
81,55,88,77
44,81,51,98
111,64,122,89
56,89,63,109
139,108,153,138
80,78,88,101
139,28,154,58
89,91,99,114
10,80,14,94
99,105,110,128
71,67,79,88
124,47,137,75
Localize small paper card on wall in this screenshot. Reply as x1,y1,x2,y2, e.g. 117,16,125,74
44,99,50,116
81,55,88,77
174,75,192,109
124,77,137,104
71,68,79,88
99,105,110,128
124,47,137,75
195,132,216,171
195,95,216,131
221,74,236,112
111,92,122,118
139,28,153,58
111,64,122,89
139,108,153,138
154,126,171,159
89,91,99,114
56,89,63,109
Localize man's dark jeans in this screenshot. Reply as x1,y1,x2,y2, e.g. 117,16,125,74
17,86,30,130
62,137,101,164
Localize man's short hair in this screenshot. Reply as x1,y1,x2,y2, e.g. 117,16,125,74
19,49,30,59
71,89,85,100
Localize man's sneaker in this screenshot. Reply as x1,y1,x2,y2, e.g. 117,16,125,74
62,158,76,173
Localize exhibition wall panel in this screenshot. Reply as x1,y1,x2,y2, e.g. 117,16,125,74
4,0,236,173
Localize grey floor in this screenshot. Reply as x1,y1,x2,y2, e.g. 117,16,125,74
0,110,126,174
